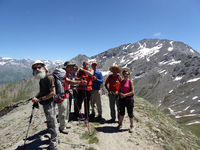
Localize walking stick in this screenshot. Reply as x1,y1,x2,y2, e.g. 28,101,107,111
23,102,39,149
71,94,91,136
84,86,91,136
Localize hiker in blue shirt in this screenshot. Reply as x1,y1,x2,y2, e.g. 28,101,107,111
90,62,104,121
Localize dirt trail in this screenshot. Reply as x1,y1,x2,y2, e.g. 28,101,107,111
0,95,163,150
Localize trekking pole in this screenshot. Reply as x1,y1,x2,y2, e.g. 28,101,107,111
84,85,91,136
71,94,91,135
23,102,39,149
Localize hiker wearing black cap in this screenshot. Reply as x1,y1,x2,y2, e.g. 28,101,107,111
31,60,59,150
56,61,75,134
61,61,87,133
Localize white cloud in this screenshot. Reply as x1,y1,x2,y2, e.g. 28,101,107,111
153,33,161,36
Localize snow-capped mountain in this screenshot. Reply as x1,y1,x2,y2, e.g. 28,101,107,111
1,38,200,128
0,58,63,84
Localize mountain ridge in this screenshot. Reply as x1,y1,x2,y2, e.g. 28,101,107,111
1,38,200,130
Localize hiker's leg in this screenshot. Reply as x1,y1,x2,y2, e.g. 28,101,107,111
57,99,67,130
115,96,120,121
84,90,91,117
69,93,72,113
90,90,95,115
74,90,83,118
109,94,116,120
65,98,70,123
94,90,102,116
43,101,59,149
73,89,78,113
127,98,134,125
119,98,125,123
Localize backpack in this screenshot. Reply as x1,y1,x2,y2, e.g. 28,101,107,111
52,68,66,103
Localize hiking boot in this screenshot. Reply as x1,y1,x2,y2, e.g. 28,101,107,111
59,127,68,134
129,125,134,133
96,115,102,121
65,125,71,129
47,146,58,150
72,117,78,121
89,113,95,118
107,119,115,123
117,123,122,130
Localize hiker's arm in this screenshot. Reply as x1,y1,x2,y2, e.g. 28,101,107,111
94,72,103,84
79,68,94,76
105,79,112,95
66,77,87,85
32,87,56,103
75,71,82,81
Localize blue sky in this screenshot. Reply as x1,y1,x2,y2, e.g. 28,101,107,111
0,0,200,62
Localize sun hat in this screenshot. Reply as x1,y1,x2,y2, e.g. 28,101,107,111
32,60,48,72
109,64,121,73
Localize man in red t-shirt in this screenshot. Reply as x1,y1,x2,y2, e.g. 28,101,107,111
105,64,122,123
73,60,94,120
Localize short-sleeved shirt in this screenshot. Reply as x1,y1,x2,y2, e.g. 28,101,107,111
38,75,55,104
105,74,122,92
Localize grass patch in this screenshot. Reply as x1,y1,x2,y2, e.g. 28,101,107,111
85,147,96,150
80,126,99,144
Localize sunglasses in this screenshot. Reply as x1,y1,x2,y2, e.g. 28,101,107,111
33,66,42,70
92,64,97,66
123,73,129,75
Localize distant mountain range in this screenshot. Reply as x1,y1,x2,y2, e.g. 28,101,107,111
0,57,63,84
1,38,200,129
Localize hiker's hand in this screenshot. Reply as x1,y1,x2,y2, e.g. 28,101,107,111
79,68,83,71
93,76,97,81
32,97,40,103
120,93,125,98
114,91,118,96
69,89,73,95
81,80,87,85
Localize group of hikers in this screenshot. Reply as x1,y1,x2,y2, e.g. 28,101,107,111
31,59,134,150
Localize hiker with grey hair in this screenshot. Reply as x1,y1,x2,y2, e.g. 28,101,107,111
31,60,60,150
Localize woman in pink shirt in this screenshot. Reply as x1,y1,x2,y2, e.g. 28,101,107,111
118,69,134,133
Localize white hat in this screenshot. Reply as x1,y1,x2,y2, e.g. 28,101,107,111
32,60,48,72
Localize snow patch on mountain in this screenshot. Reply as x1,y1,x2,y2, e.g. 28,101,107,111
159,59,181,66
129,43,162,62
168,41,174,51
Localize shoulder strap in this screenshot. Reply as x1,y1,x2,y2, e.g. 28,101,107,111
118,75,120,82
129,79,132,91
108,74,112,83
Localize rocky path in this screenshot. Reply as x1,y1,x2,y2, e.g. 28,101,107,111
1,95,198,150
